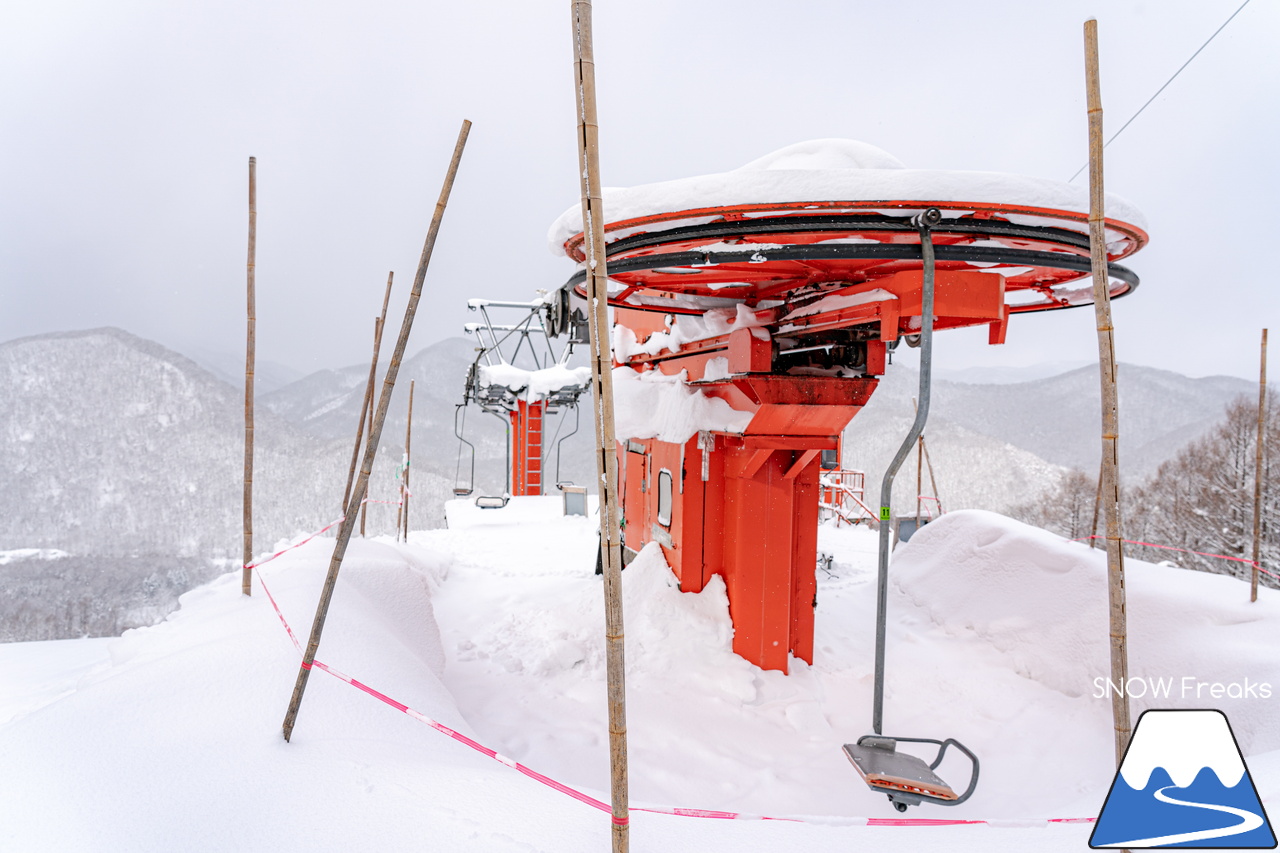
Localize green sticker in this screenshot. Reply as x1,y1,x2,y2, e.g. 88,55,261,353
880,506,891,520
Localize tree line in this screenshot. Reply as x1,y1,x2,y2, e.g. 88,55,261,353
1013,392,1277,587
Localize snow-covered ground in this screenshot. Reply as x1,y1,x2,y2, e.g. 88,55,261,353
1,500,1276,851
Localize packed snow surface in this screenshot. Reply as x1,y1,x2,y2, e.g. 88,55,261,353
1,506,1276,852
549,139,1147,252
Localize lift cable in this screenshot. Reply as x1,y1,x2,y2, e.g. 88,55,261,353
1068,0,1253,182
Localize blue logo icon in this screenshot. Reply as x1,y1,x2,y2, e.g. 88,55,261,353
1091,709,1276,848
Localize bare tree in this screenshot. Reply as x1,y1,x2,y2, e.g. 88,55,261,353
1022,393,1277,586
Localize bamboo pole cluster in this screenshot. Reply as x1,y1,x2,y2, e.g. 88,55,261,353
344,273,395,526
282,120,472,742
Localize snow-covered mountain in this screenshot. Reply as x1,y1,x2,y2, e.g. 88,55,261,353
0,326,1254,640
926,364,1255,478
841,363,1255,517
0,328,449,639
186,345,306,395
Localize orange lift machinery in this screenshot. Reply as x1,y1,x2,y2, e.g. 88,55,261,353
552,143,1147,675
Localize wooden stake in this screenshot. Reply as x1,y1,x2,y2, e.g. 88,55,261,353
1085,19,1132,765
571,3,629,849
399,380,415,542
916,435,924,525
362,376,373,537
242,156,257,597
1252,328,1268,602
342,273,395,516
282,120,471,742
1091,459,1104,546
922,436,940,513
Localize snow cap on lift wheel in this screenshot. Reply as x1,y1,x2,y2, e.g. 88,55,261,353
549,138,1148,317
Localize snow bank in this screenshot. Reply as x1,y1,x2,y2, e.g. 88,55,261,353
548,139,1147,252
893,510,1280,756
0,538,480,852
612,366,752,443
4,508,1277,851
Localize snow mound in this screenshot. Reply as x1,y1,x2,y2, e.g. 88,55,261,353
893,510,1280,755
735,138,906,172
548,138,1147,252
0,537,480,851
613,302,770,361
612,366,752,443
4,508,1278,850
477,363,591,399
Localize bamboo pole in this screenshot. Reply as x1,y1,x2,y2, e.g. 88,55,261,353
399,380,414,542
571,3,629,849
282,120,471,742
1252,328,1268,602
922,436,940,514
1085,19,1132,765
342,273,395,516
1091,460,1104,545
916,436,924,525
242,156,257,597
362,379,373,537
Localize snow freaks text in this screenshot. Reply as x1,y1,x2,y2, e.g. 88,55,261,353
1092,677,1273,700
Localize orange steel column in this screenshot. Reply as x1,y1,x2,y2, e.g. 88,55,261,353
509,399,545,496
721,446,820,673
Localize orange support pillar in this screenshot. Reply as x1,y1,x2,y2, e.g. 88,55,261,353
720,445,822,673
509,399,544,496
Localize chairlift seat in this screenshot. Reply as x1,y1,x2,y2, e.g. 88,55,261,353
843,735,978,812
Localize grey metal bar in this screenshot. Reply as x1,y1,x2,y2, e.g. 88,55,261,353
872,208,940,736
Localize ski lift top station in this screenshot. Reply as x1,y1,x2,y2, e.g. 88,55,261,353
547,138,1147,669
464,137,1148,808
553,138,1146,812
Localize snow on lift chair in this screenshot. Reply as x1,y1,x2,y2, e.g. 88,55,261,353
844,210,979,812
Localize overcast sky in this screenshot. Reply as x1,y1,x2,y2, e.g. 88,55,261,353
2,0,1276,381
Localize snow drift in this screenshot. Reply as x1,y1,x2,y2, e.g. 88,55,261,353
1,504,1276,852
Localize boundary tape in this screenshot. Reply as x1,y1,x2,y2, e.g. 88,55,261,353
1074,535,1279,580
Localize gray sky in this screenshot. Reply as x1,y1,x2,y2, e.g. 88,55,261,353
2,0,1276,380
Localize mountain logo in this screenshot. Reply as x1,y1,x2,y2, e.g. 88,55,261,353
1090,709,1276,848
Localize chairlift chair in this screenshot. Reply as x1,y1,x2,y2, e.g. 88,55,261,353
844,736,979,813
846,209,980,812
452,405,475,497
